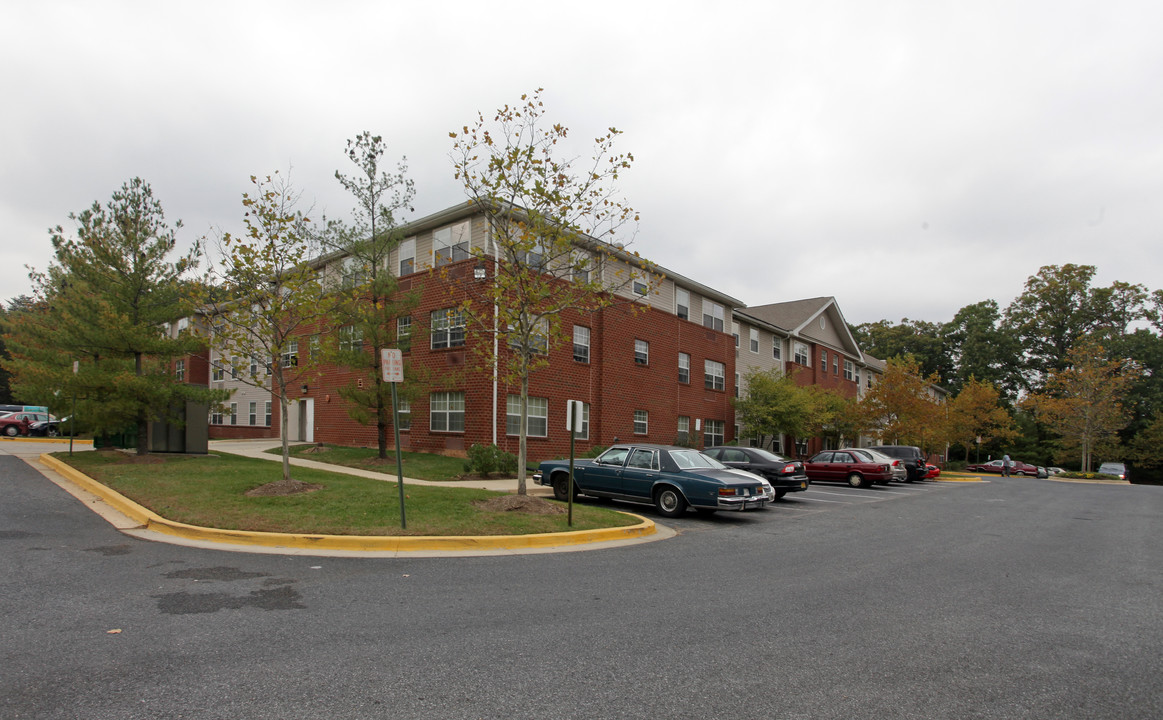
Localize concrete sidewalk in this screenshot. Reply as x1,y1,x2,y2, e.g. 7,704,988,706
209,438,553,496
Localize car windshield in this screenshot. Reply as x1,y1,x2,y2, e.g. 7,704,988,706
749,447,789,463
670,450,724,470
854,449,890,462
1098,463,1125,473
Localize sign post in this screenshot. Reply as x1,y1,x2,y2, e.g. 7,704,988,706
70,360,78,456
381,349,407,529
565,400,584,527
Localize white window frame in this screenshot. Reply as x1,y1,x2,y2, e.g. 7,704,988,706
429,391,465,433
675,287,690,320
248,401,257,426
433,221,470,267
705,359,725,391
264,401,272,426
174,359,185,382
339,325,363,352
633,409,648,435
431,308,465,349
634,339,649,365
749,328,759,353
677,416,690,444
281,343,298,368
573,325,590,363
399,237,416,276
507,395,548,437
705,419,725,447
844,360,855,381
678,352,690,384
396,398,411,430
794,342,809,365
703,301,725,332
230,402,238,426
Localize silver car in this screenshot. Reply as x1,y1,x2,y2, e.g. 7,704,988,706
851,448,908,483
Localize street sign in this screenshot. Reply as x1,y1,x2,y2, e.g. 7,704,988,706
381,349,404,383
565,399,584,431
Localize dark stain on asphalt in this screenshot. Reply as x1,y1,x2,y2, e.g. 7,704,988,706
163,566,269,581
84,544,133,556
0,530,38,539
154,585,306,614
262,577,297,587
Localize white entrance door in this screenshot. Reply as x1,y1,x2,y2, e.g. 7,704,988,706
297,398,315,442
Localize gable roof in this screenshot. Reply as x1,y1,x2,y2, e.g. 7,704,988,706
737,296,865,360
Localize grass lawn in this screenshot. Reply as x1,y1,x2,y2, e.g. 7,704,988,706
271,443,476,481
57,450,638,536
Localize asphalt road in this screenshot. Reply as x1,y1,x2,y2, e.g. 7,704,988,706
3,454,1161,719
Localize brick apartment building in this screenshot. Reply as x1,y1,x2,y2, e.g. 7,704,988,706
199,203,748,462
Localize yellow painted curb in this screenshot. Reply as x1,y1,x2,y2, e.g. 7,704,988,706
1,436,93,444
39,453,656,552
935,473,986,482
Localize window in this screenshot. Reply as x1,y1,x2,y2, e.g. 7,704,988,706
250,356,259,378
212,362,224,381
397,316,412,350
678,352,690,383
855,368,861,386
434,221,470,266
571,252,591,284
308,336,320,363
248,401,257,426
749,328,759,353
677,416,690,444
396,398,411,430
627,448,658,470
676,288,689,320
844,360,855,381
735,372,740,397
339,256,365,288
703,301,725,332
174,359,185,382
705,359,725,391
399,237,416,276
633,410,648,435
635,339,649,365
281,342,298,368
573,326,590,363
733,332,739,347
573,402,590,440
833,355,839,375
773,338,782,360
704,420,724,447
430,391,465,432
633,279,648,296
821,350,828,368
508,317,548,355
264,401,272,426
507,395,548,437
231,355,239,379
211,407,222,425
230,402,237,425
794,342,809,365
176,317,189,332
339,325,363,352
431,308,465,349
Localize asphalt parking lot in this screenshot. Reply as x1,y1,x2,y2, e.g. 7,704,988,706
4,452,1161,719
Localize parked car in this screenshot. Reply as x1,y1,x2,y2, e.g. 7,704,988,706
1046,467,1066,476
868,445,928,482
1097,462,1128,480
29,416,71,437
966,459,1039,476
533,444,769,517
0,411,46,437
852,448,907,483
924,463,941,479
703,446,809,499
804,449,895,488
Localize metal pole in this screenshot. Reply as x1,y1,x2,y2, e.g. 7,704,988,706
568,422,575,527
391,382,406,529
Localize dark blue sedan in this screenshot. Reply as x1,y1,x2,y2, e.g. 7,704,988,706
533,444,768,517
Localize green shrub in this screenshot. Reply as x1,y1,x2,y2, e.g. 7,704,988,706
465,444,519,477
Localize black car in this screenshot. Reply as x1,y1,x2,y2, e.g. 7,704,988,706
703,446,809,499
29,416,71,437
867,445,927,482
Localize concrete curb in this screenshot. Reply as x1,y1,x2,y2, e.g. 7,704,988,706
38,453,658,553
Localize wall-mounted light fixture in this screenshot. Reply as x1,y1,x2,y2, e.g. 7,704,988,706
301,385,309,394
473,264,487,280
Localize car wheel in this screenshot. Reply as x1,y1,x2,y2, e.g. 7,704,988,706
654,486,688,518
48,427,60,437
774,490,787,499
847,472,866,488
3,426,18,437
552,474,575,502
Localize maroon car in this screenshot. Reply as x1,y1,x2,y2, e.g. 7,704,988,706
966,459,1039,476
805,449,895,488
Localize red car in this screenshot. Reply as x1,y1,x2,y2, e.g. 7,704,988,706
805,449,895,488
0,412,35,437
966,459,1038,476
924,464,941,479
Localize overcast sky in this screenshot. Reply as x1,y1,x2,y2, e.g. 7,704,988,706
4,1,1161,326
